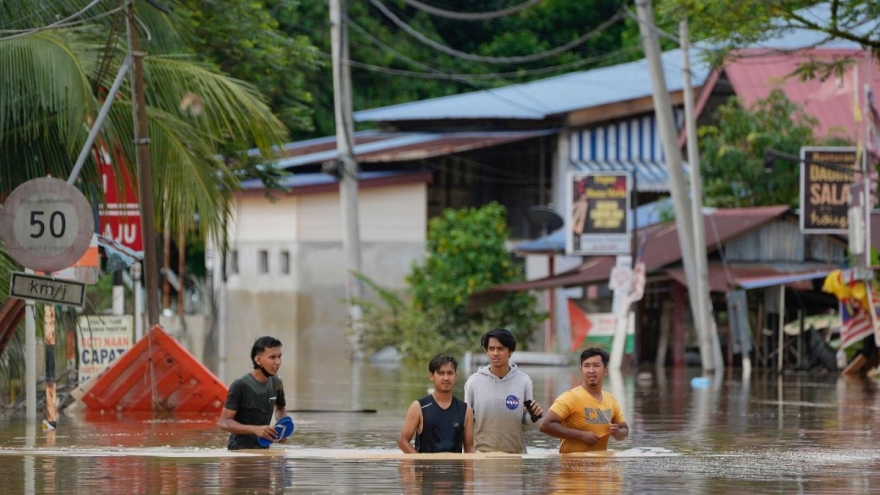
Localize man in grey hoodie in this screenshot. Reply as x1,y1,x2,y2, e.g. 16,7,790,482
464,328,544,453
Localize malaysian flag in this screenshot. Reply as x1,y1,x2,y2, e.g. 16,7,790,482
840,298,874,350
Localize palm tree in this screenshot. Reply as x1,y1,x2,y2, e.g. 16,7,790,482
0,0,295,399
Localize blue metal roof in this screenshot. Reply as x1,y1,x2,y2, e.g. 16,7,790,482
355,49,709,122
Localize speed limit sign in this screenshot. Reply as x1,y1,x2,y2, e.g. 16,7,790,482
0,177,94,272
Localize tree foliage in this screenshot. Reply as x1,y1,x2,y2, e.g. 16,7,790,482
656,1,880,68
699,89,851,207
357,203,545,363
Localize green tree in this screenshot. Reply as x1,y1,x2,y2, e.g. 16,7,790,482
0,0,290,399
173,0,321,135
357,203,545,363
699,89,850,207
656,1,879,67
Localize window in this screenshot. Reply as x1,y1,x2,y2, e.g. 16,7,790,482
258,250,269,274
230,250,239,275
280,251,290,275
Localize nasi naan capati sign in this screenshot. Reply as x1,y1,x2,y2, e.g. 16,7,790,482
799,146,858,234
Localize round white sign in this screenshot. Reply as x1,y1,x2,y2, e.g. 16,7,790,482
0,177,94,272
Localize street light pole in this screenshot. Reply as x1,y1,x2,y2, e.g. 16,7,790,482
329,0,365,359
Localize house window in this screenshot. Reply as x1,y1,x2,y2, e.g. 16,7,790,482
280,251,290,275
258,250,269,274
230,250,239,275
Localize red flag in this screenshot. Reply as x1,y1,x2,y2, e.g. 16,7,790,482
568,300,593,352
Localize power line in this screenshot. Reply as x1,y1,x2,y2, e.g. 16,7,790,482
0,0,108,39
370,0,625,65
398,0,543,21
347,18,548,116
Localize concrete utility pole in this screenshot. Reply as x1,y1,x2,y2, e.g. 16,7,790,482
329,0,365,358
680,19,723,371
636,0,715,371
128,1,160,327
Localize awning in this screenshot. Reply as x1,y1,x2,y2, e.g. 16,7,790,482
571,159,687,193
665,265,831,293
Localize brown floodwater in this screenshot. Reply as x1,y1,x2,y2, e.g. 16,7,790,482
0,361,878,494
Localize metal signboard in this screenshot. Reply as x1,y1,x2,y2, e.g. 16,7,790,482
9,271,86,307
99,161,143,251
0,177,94,272
799,146,857,234
566,172,632,255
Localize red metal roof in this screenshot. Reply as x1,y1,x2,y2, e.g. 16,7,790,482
722,49,880,139
478,205,792,295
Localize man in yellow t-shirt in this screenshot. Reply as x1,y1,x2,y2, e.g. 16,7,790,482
540,347,629,453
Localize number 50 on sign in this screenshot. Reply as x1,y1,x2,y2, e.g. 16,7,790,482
0,177,94,273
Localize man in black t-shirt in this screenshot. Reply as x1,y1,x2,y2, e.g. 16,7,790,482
218,336,289,450
398,354,474,453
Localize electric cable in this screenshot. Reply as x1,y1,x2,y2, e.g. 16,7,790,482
397,0,543,21
370,0,624,65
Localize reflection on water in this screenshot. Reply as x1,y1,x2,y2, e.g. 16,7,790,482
1,361,879,493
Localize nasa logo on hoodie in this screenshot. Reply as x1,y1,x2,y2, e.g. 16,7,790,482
505,395,520,410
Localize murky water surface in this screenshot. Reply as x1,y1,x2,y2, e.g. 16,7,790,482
1,361,879,494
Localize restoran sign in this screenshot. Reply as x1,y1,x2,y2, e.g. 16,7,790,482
566,172,632,255
800,146,857,234
77,315,134,384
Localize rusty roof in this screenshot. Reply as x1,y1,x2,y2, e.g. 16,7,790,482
270,130,555,169
666,264,831,293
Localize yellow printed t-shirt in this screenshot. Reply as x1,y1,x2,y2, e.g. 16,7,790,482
548,387,625,453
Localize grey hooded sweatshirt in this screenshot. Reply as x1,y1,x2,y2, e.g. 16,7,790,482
464,362,535,453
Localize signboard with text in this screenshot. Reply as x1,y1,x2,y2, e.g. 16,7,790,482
800,146,857,234
77,315,134,384
566,172,632,255
99,159,143,251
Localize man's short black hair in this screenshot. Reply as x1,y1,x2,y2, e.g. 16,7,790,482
580,347,609,367
428,354,458,374
251,336,282,368
481,328,516,353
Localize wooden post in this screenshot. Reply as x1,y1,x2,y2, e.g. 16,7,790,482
43,305,57,429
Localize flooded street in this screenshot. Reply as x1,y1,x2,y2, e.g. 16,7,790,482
1,361,879,494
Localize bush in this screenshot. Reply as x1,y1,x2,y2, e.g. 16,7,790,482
355,203,545,363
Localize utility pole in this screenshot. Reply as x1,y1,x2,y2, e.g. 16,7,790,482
680,18,723,371
127,1,160,327
636,0,714,371
329,0,365,358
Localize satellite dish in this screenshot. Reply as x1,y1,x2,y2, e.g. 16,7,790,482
527,206,564,234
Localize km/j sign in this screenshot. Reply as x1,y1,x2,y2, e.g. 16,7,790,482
10,271,86,308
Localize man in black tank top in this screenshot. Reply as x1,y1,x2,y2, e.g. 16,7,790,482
398,354,475,453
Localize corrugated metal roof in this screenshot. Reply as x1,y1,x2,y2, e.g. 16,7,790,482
484,205,792,293
270,130,554,170
355,50,711,122
239,170,431,194
666,265,831,292
724,49,880,139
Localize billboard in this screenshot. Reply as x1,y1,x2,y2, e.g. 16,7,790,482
800,146,857,234
566,172,632,255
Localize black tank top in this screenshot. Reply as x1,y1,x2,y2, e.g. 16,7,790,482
415,395,467,453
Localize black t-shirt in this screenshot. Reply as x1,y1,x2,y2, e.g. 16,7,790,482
225,373,286,450
415,395,467,453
